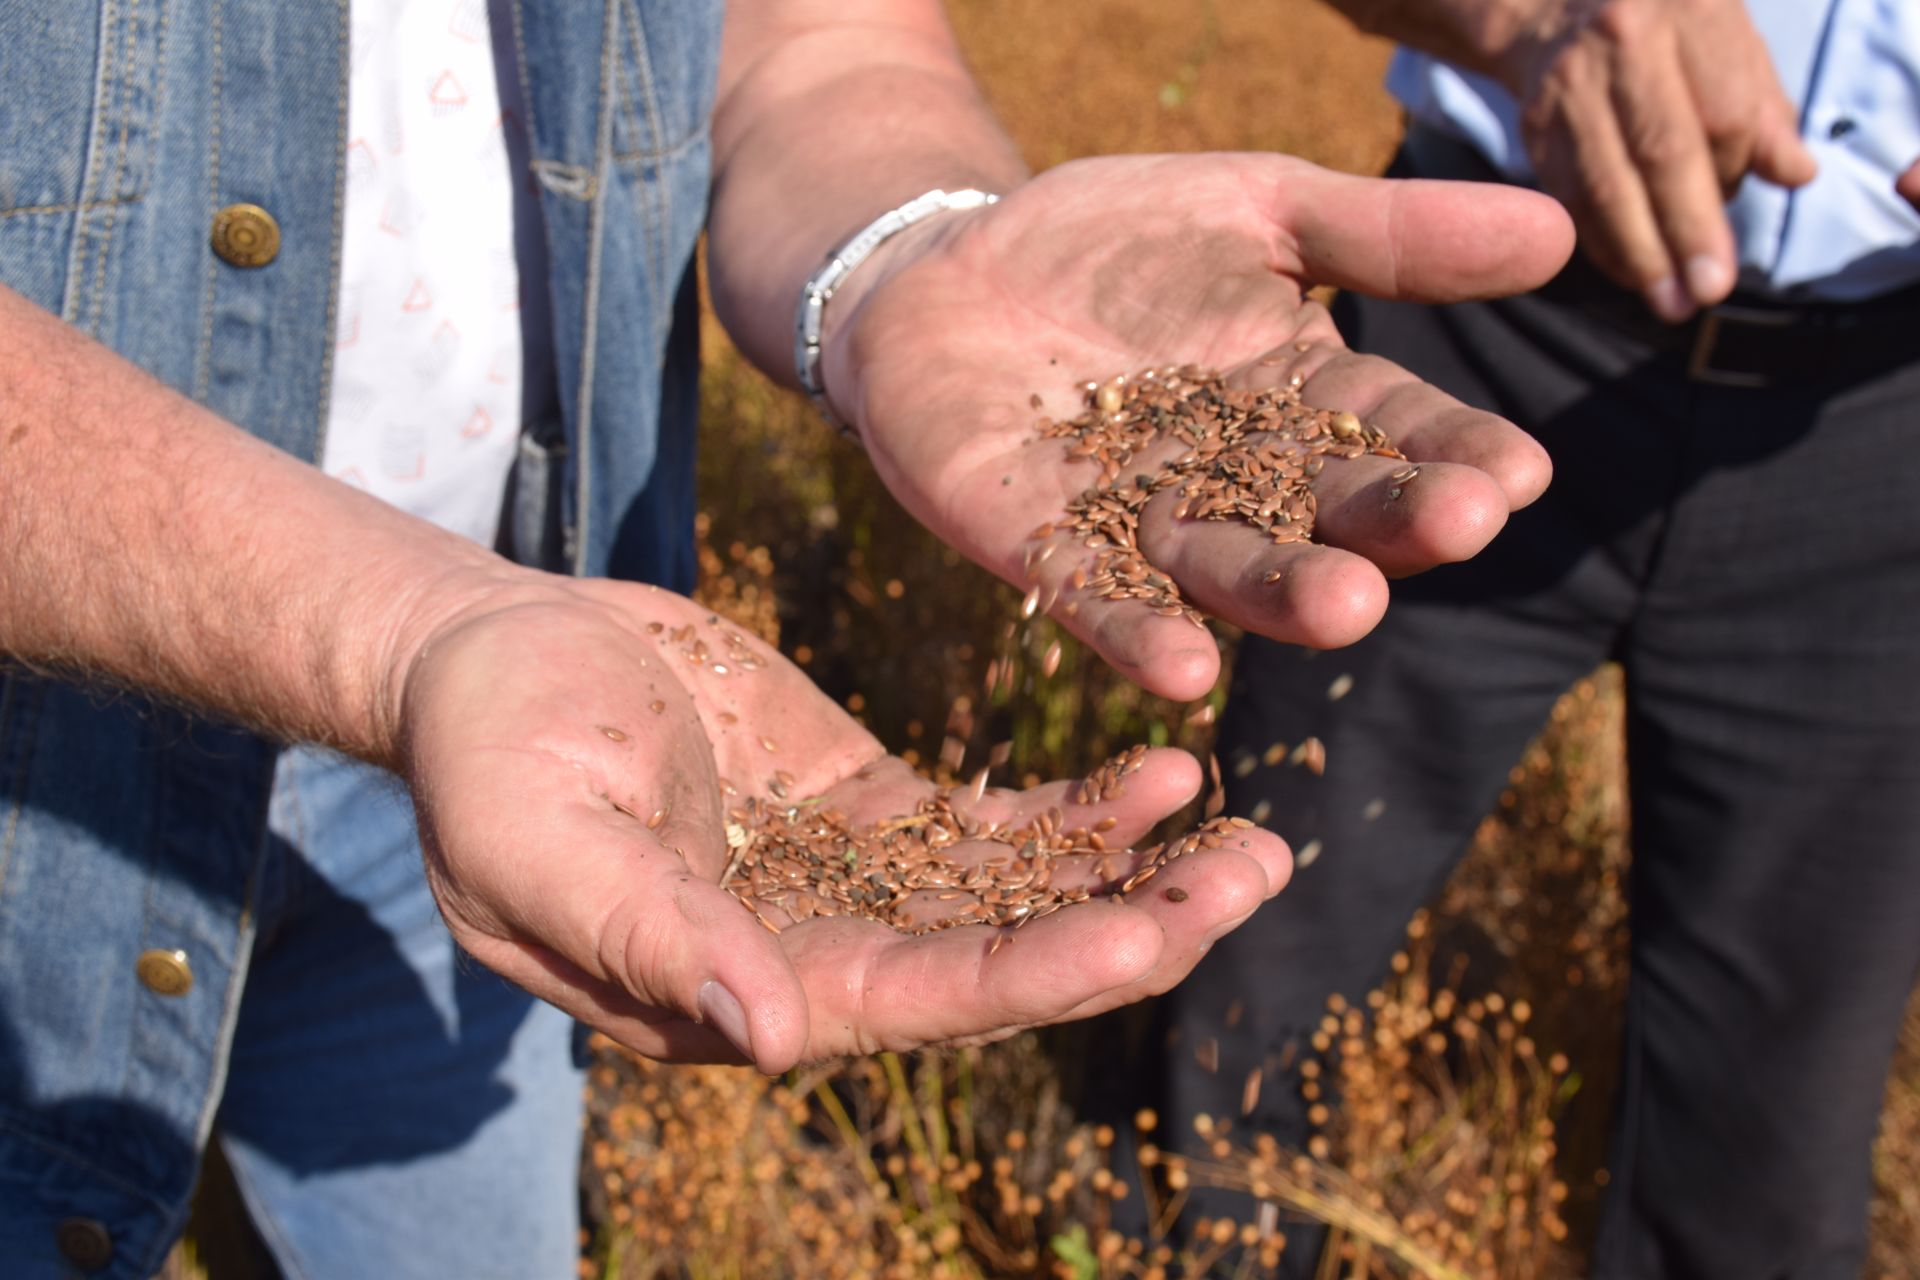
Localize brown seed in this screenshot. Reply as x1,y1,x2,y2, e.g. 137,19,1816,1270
1164,886,1189,903
598,725,628,742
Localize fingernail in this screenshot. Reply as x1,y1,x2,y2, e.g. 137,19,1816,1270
697,980,754,1060
1644,276,1694,323
1684,255,1731,306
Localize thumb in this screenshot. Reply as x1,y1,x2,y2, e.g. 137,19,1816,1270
444,806,813,1073
1270,165,1577,303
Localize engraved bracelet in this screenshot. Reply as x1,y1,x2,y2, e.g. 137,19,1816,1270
793,187,999,434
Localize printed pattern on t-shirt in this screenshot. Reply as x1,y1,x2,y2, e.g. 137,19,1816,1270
323,0,527,548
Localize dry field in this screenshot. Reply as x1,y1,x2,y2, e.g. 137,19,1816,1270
171,2,1920,1277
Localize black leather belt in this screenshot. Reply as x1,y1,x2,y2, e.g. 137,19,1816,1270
1400,125,1920,391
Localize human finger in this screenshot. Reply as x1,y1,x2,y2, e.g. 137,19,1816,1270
1899,158,1920,212
1264,165,1575,303
774,834,1282,1056
1257,342,1553,508
431,794,814,1073
1608,14,1738,311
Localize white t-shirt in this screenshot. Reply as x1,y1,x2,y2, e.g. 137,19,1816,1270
323,0,544,546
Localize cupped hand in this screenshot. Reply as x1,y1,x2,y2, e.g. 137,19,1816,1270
393,575,1288,1072
822,152,1574,702
1507,0,1816,319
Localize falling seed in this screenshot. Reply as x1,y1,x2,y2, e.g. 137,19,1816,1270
1295,737,1326,775
1241,1067,1263,1115
1224,999,1245,1029
1041,641,1063,677
1362,797,1386,821
1327,673,1353,701
1185,704,1217,727
988,740,1012,768
1021,585,1042,619
1196,1037,1220,1074
1296,838,1322,868
1250,798,1272,824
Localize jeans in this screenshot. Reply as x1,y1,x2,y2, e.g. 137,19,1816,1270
0,744,583,1279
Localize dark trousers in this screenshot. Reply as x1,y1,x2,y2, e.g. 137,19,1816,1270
1157,234,1920,1277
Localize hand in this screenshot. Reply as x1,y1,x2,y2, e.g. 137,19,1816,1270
392,575,1288,1071
1899,157,1920,212
1505,0,1816,320
822,152,1574,701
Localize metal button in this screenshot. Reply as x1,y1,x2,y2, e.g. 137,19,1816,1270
135,948,193,997
210,202,281,268
54,1218,113,1270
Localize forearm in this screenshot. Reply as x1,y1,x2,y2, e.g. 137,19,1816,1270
0,284,525,765
707,0,1029,388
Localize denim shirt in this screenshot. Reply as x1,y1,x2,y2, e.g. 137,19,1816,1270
0,2,719,1273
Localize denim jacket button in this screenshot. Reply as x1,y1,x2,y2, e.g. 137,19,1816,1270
210,203,281,267
135,948,194,996
54,1218,114,1270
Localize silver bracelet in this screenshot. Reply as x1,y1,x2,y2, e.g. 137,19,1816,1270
793,187,999,435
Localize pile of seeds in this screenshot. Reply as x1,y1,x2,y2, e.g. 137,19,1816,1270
719,747,1256,935
1030,366,1409,624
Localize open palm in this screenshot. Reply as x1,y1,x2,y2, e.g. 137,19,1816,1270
396,579,1286,1072
829,153,1574,700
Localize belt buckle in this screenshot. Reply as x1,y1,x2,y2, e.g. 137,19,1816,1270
1686,304,1792,388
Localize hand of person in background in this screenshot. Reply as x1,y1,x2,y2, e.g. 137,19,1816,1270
1500,0,1816,320
396,576,1288,1073
1899,157,1920,211
815,153,1575,701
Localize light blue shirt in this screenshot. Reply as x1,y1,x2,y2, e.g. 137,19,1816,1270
1390,0,1920,300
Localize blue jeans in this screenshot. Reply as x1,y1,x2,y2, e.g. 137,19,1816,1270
0,743,583,1279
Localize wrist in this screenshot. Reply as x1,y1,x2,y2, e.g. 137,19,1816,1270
360,555,586,771
806,192,1001,433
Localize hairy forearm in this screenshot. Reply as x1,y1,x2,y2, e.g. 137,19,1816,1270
706,0,1029,388
0,285,520,764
